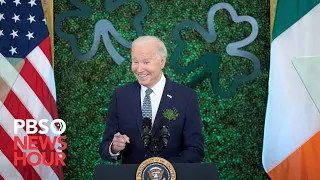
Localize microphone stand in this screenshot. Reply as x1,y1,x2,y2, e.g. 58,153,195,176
143,121,170,157
153,140,159,157
147,137,167,157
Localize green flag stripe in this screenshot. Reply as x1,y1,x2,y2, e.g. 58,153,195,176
272,0,320,40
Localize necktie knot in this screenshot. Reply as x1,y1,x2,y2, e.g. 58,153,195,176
145,88,153,96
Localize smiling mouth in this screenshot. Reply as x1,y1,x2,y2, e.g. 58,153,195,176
138,74,149,78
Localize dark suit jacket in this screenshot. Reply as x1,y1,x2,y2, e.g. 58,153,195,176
99,77,204,164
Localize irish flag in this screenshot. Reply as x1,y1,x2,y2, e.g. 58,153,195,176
263,0,320,179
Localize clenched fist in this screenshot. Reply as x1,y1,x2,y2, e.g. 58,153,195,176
111,132,130,154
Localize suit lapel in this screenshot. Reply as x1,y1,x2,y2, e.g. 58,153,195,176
152,78,173,136
132,81,143,136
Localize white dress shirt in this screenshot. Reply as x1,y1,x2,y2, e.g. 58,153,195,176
109,73,166,157
140,73,166,126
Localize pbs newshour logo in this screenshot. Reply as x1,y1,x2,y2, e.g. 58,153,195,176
13,119,67,166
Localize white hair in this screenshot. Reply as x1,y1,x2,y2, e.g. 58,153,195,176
132,36,167,60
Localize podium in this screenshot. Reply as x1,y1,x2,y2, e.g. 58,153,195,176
93,163,220,180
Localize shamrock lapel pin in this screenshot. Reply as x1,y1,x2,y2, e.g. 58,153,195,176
162,107,179,121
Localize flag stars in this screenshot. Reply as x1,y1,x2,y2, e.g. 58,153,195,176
13,0,21,6
27,15,36,24
0,30,4,37
10,30,19,39
28,0,36,7
26,31,34,40
0,13,4,21
9,46,17,55
12,13,20,23
0,0,6,5
42,18,46,25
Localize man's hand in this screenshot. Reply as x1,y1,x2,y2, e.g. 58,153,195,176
111,132,130,154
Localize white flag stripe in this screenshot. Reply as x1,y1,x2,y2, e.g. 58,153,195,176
0,150,24,180
26,47,56,101
0,101,59,180
0,54,61,152
263,4,320,171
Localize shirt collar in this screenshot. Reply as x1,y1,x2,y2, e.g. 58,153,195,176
141,73,166,97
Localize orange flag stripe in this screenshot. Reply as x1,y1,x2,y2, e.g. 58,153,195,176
268,131,320,180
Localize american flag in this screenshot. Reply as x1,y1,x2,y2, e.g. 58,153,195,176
0,0,63,179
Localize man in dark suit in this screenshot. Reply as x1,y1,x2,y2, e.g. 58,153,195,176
99,36,204,164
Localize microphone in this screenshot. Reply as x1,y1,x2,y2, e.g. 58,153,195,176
141,117,152,147
159,117,170,148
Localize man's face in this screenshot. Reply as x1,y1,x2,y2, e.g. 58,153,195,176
131,41,165,88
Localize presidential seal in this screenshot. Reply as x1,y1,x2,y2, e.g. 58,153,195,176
136,157,176,180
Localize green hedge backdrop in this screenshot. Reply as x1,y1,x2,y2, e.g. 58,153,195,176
54,0,270,179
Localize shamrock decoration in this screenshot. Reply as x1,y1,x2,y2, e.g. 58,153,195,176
163,108,179,121
171,2,260,98
54,0,148,64
55,1,261,98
